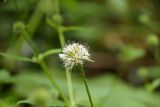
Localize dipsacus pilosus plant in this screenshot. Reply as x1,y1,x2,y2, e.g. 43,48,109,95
59,42,93,70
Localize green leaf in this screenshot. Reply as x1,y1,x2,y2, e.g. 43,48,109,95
119,45,145,62
17,99,33,105
146,78,160,92
73,74,160,107
0,52,34,62
0,69,11,83
11,70,160,107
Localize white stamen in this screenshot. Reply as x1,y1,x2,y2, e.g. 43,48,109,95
59,42,93,70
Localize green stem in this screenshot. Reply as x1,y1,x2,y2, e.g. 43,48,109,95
54,1,74,107
54,0,65,47
62,26,85,32
66,69,75,107
58,26,65,47
9,0,45,55
80,65,94,107
21,25,70,107
22,28,39,56
55,0,60,14
39,60,71,107
41,48,62,59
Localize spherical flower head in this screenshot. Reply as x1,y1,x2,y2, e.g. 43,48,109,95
59,42,93,70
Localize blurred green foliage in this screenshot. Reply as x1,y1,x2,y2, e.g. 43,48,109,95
0,0,160,107
1,70,160,107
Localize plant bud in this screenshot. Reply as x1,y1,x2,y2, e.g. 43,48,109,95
146,34,159,46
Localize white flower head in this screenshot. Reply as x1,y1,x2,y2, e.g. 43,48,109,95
59,42,93,70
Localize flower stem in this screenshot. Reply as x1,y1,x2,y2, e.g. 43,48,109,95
39,60,71,107
80,65,94,107
55,0,60,15
54,0,65,47
66,69,75,107
21,26,70,107
58,26,65,47
40,48,62,59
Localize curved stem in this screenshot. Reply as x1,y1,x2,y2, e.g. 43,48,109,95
39,60,71,107
41,48,62,59
80,65,94,107
21,26,70,107
66,70,75,107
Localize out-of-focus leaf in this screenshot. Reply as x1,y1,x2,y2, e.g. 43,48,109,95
74,74,160,107
9,70,160,107
0,52,34,62
146,78,160,92
0,69,11,83
0,100,11,107
138,66,160,80
17,99,33,105
146,34,159,46
119,45,145,62
106,0,129,15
